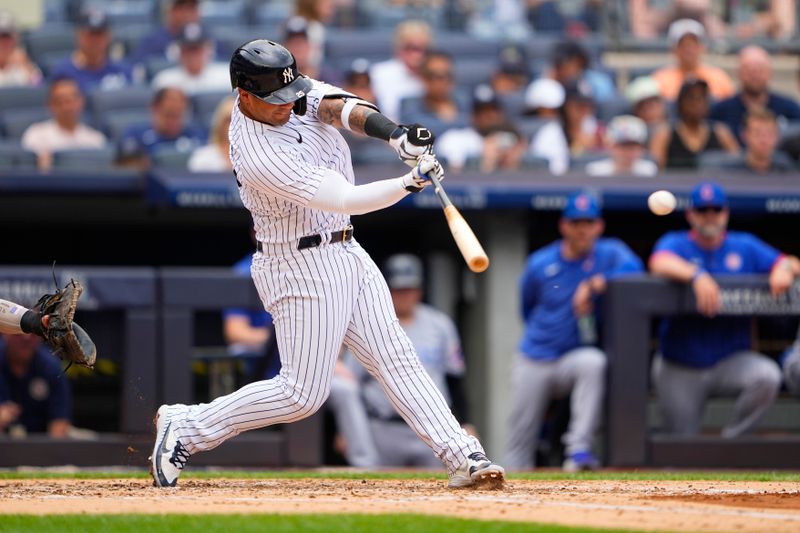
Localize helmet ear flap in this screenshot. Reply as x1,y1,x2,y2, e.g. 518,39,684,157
293,96,307,116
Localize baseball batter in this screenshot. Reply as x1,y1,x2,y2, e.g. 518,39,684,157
150,40,504,488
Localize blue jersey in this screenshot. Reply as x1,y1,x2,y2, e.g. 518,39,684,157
0,345,71,433
653,230,782,368
710,92,800,145
119,123,206,158
49,59,135,95
222,254,273,329
519,238,644,360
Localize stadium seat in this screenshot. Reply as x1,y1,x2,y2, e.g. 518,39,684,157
102,111,150,141
214,25,281,59
113,23,156,58
342,132,397,165
453,59,496,90
201,0,247,26
252,2,293,27
436,33,499,60
83,0,157,26
145,57,177,82
780,120,800,143
0,108,51,139
192,92,231,128
0,141,38,169
43,0,67,23
52,147,117,171
22,24,75,66
597,96,632,123
152,147,191,169
698,150,742,169
571,152,609,170
498,91,527,118
520,154,550,170
88,86,153,125
0,86,48,115
325,30,394,69
517,117,550,142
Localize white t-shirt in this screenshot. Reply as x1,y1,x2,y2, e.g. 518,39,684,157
370,58,423,122
21,120,107,157
0,63,41,87
436,128,484,169
529,120,569,175
188,144,230,172
585,158,658,177
152,63,231,95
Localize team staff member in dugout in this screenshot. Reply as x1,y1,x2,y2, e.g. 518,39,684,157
150,40,504,489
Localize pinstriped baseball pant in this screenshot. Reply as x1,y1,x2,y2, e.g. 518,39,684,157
172,239,482,472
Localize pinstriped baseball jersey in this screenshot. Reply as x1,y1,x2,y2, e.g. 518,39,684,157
169,79,486,474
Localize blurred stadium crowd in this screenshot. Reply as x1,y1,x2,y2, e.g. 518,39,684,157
1,0,800,174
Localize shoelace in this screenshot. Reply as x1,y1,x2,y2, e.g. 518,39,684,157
169,441,190,469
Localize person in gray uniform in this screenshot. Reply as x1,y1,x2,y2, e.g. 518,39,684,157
341,254,475,467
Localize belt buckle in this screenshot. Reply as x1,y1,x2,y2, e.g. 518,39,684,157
342,224,353,243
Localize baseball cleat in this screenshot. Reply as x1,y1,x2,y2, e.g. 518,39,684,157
149,404,189,488
448,451,505,489
562,450,599,472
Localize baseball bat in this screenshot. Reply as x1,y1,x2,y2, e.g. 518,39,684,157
426,171,490,273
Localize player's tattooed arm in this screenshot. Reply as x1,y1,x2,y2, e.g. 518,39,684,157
317,97,377,134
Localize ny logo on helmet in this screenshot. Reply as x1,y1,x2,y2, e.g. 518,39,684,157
283,67,294,83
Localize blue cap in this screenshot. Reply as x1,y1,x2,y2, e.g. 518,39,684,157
691,181,727,209
384,254,423,289
563,192,601,220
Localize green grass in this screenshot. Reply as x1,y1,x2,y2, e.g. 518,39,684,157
1,469,799,482
0,514,659,533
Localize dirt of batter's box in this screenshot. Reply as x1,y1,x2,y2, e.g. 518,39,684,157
653,492,800,511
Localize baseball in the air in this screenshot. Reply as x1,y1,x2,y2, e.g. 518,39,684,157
647,190,677,216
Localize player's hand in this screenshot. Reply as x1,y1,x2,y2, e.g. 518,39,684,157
0,402,20,430
572,279,594,317
692,272,721,317
769,263,795,297
401,154,444,193
389,124,435,167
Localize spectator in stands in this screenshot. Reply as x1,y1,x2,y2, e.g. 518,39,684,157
400,50,469,138
49,9,137,95
651,19,736,102
437,84,526,173
370,20,432,122
281,16,339,85
526,0,603,34
710,46,800,146
649,181,798,438
133,0,203,64
547,40,616,103
341,58,376,104
341,254,476,467
0,11,42,88
151,23,229,95
625,76,668,134
561,79,604,156
629,0,796,41
525,78,569,175
649,78,739,170
586,115,658,177
719,109,795,173
0,334,71,437
491,44,530,97
21,77,107,171
505,192,643,471
188,97,233,173
117,87,205,169
295,0,336,73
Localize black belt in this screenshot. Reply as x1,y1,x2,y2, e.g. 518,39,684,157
257,225,354,252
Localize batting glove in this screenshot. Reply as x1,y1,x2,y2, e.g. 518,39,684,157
401,154,444,193
389,124,435,168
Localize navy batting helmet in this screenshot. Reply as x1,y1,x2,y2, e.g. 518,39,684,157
230,39,313,114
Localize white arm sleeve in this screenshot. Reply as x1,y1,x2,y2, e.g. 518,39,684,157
307,168,410,215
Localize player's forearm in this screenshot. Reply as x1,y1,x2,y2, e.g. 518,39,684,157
308,168,408,215
649,252,700,283
317,98,397,140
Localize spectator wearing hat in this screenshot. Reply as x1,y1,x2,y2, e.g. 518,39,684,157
585,115,658,177
0,11,41,88
651,19,735,102
561,79,604,156
710,45,800,146
295,0,336,74
506,192,643,471
437,84,526,173
340,254,477,467
525,78,569,175
649,78,739,169
400,50,469,138
548,40,616,104
151,23,229,95
117,87,205,169
371,20,432,122
281,16,339,84
649,181,798,438
342,58,376,104
717,108,795,174
625,76,667,133
49,10,137,95
21,77,107,171
133,0,218,64
491,45,530,96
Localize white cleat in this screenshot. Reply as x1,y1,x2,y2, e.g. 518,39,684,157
448,451,506,489
149,405,190,487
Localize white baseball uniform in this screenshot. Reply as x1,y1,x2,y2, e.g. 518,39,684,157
169,80,484,473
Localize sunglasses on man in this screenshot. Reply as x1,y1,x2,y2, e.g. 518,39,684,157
694,206,724,214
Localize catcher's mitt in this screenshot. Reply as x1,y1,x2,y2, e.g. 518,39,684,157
33,279,97,369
